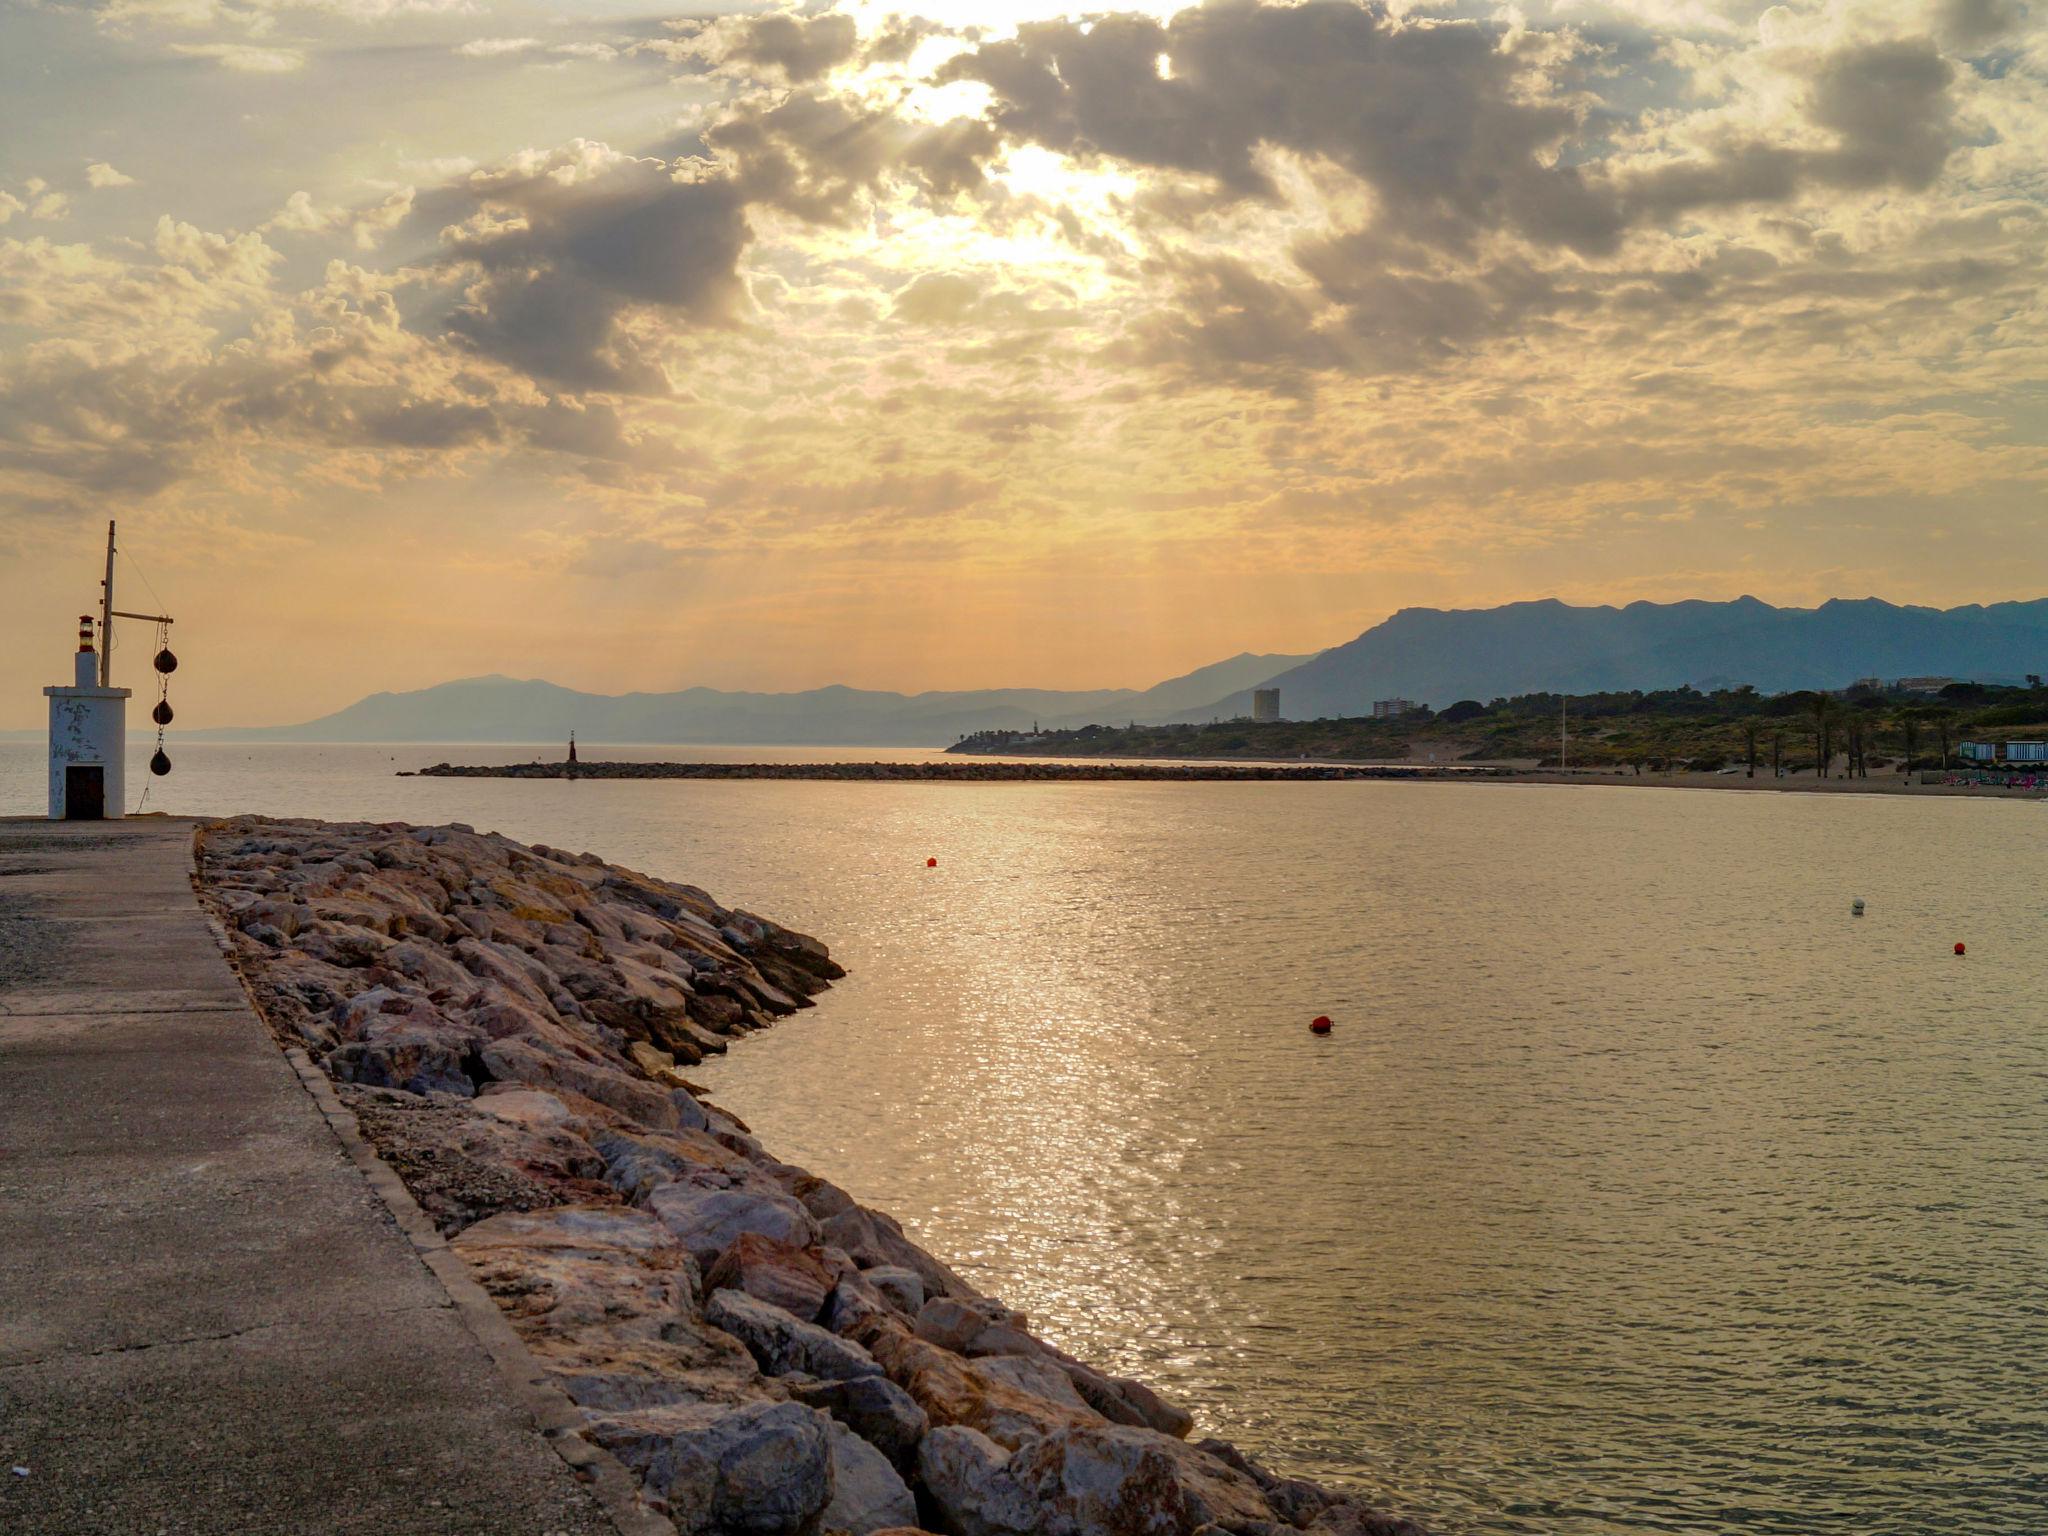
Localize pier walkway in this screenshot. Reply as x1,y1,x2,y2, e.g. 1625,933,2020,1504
0,817,620,1535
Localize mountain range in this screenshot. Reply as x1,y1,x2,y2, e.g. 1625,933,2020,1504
196,651,1314,745
1207,597,2048,719
200,597,2048,743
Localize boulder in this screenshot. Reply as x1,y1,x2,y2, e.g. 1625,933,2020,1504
593,1125,747,1204
863,1265,925,1316
451,1203,700,1338
704,1232,837,1322
915,1297,1037,1358
705,1288,885,1382
587,1400,833,1536
861,1324,1103,1449
787,1374,929,1474
917,1424,1278,1536
479,1037,681,1129
819,1205,972,1300
1191,1441,1333,1526
650,1183,821,1269
822,1418,920,1534
1303,1506,1430,1536
326,1019,478,1097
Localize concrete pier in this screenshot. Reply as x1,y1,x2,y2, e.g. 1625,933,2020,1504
0,818,621,1535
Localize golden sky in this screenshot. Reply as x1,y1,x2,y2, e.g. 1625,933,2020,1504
2,0,2044,726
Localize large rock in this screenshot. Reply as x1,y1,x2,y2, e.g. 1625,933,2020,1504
787,1374,929,1474
916,1297,1037,1357
326,1018,479,1097
650,1183,822,1269
705,1287,885,1382
819,1204,973,1300
705,1232,837,1322
451,1204,700,1336
917,1424,1277,1536
823,1418,920,1534
862,1323,1103,1449
588,1400,833,1535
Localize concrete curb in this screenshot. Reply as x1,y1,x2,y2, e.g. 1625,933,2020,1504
188,825,673,1536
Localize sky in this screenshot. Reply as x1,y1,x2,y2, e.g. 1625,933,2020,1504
1,0,2043,727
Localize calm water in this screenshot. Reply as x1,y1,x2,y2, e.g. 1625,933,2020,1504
6,742,2045,1534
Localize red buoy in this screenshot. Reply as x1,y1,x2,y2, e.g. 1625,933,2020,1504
1310,1015,1333,1035
1954,941,1966,955
926,857,938,868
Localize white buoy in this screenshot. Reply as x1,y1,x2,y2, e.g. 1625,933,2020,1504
1851,898,1866,916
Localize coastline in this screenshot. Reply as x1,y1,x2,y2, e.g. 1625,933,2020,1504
405,755,2048,799
196,815,1427,1536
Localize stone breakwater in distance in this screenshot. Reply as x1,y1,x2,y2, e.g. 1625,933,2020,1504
195,817,1428,1536
408,760,1488,782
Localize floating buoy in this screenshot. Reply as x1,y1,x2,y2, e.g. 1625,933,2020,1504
1310,1015,1333,1035
148,749,171,777
153,647,178,675
1850,898,1865,916
152,698,174,726
1954,941,1966,955
926,857,938,868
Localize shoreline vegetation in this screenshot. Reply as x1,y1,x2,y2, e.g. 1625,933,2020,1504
196,815,1426,1536
942,679,2048,797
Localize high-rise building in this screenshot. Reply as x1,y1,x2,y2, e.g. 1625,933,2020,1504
1251,688,1281,723
1372,698,1418,718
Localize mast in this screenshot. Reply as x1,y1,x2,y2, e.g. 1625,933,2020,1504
100,520,115,687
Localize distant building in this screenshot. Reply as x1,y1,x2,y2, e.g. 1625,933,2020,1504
2009,742,2048,763
1251,688,1281,723
1958,741,1997,762
1896,676,1957,695
1372,698,1418,719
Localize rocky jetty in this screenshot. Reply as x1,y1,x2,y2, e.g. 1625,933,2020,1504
407,760,1452,782
195,816,1425,1536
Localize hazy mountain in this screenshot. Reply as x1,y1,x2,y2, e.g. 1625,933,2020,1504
1192,597,2048,719
201,650,1314,744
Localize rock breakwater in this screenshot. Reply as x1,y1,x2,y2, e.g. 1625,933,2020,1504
196,816,1426,1536
408,761,1463,783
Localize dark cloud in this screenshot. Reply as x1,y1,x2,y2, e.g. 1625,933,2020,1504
430,153,751,390
939,1,1620,254
1624,39,1958,222
1937,0,2025,48
941,3,1967,260
716,11,859,83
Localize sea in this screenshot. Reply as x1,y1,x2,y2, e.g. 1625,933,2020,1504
5,739,2044,1535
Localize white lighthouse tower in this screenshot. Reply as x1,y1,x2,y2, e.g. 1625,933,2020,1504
45,614,130,820
43,521,175,820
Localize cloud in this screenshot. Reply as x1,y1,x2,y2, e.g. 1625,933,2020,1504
170,42,307,73
456,37,542,59
429,144,753,390
653,11,860,84
266,187,415,249
85,162,138,189
939,2,1620,254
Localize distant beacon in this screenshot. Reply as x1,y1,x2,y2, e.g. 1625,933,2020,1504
1252,688,1281,723
45,614,131,820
